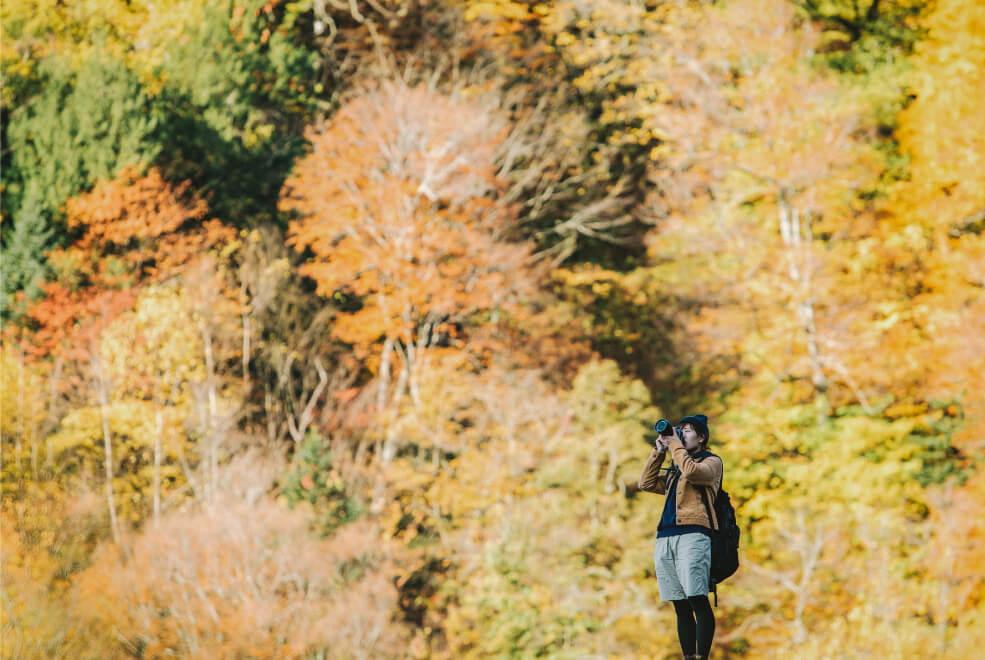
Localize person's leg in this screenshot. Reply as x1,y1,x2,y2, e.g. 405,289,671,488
677,534,714,658
654,536,690,656
688,594,715,659
672,599,697,658
654,536,687,603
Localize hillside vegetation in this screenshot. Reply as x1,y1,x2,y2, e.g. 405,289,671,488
2,1,983,658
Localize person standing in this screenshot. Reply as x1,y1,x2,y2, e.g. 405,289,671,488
638,414,723,660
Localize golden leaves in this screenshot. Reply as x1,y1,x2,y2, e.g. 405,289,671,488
0,0,208,100
100,285,205,399
894,0,985,233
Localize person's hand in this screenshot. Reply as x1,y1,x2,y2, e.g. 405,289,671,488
656,435,670,451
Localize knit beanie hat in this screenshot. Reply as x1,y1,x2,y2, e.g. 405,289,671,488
677,414,710,442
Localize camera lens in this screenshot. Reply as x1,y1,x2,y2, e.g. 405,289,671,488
654,419,671,434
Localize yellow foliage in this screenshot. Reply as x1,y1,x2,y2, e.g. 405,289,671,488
45,398,191,522
100,284,205,401
889,0,985,444
463,0,534,23
0,347,46,453
46,400,156,458
893,0,985,235
0,0,208,101
5,1,985,657
0,485,104,658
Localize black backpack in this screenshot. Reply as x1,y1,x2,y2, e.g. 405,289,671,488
697,456,740,605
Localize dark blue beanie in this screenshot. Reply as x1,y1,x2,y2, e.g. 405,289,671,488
677,414,710,442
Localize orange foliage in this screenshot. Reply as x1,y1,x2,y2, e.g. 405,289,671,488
62,165,231,279
925,477,985,621
65,166,207,248
72,495,409,658
888,0,985,443
283,82,534,361
0,487,107,658
10,167,234,376
16,285,136,369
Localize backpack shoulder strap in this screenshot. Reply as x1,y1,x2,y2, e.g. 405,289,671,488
696,479,721,605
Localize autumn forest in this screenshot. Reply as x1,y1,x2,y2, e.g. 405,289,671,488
1,0,983,658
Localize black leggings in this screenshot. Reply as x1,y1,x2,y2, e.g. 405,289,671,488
672,595,715,658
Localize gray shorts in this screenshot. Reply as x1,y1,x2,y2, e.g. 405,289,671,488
653,533,711,601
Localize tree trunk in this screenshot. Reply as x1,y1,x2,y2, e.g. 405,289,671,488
378,337,393,413
286,358,329,444
375,337,394,462
44,355,64,468
154,404,163,521
382,344,410,465
778,192,828,399
14,351,24,471
241,278,251,394
94,352,121,545
201,322,219,503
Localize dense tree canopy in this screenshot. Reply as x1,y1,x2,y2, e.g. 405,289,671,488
2,1,983,658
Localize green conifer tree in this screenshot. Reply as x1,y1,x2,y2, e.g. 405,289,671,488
2,54,159,314
0,182,52,314
152,0,320,226
4,54,159,224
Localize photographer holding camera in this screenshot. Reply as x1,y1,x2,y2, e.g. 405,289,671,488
638,414,722,660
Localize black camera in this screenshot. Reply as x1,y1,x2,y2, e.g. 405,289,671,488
653,419,682,440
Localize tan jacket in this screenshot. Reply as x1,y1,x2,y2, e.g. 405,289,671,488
638,438,724,530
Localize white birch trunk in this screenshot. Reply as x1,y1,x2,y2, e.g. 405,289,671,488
778,191,827,395
154,403,163,521
44,356,63,468
94,351,121,545
201,322,219,503
375,336,394,462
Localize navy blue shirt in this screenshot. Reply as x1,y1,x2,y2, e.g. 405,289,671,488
656,451,714,539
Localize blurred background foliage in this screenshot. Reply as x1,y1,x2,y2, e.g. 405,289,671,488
2,0,984,658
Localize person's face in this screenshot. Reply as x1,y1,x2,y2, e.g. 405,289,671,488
680,423,702,452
